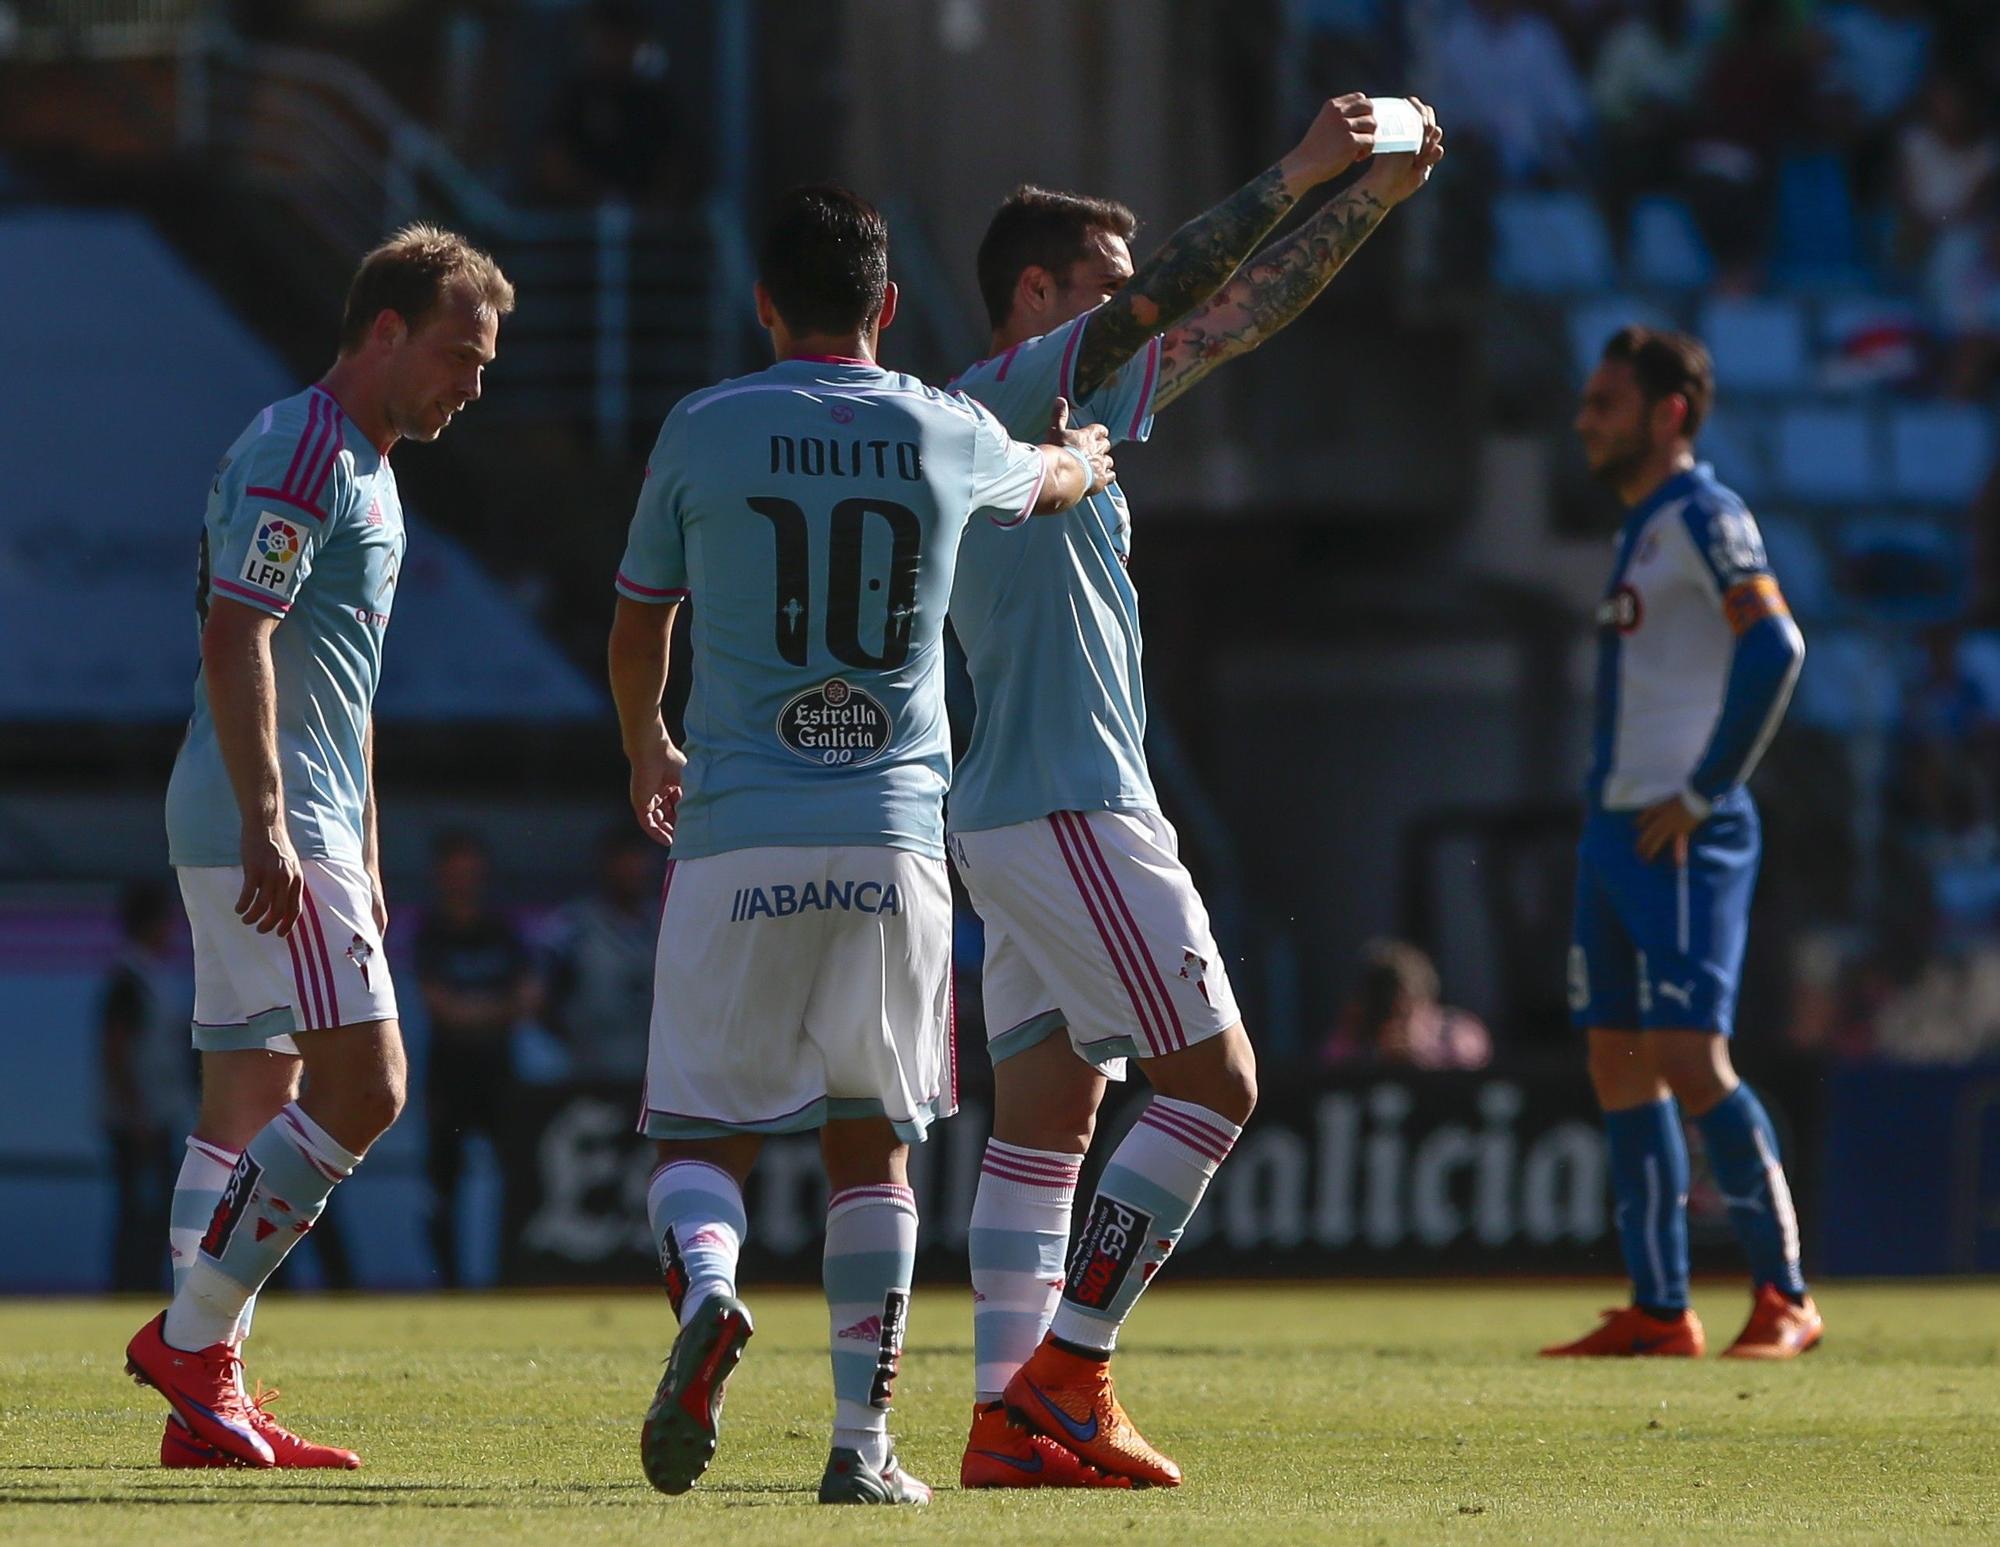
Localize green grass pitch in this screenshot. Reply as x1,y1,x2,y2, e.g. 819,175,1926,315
1,1283,1995,1545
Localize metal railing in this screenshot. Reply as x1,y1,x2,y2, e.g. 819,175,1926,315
168,24,754,445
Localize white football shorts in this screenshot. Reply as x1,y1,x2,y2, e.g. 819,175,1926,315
638,845,956,1143
177,856,397,1053
951,808,1240,1079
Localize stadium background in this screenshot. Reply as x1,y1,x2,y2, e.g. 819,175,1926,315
2,0,1998,1296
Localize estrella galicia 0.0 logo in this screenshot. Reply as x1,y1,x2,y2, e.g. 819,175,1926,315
776,678,894,767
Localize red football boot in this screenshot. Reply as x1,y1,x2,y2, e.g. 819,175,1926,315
961,1401,1133,1489
1003,1337,1181,1488
160,1416,231,1468
124,1313,274,1467
1722,1285,1824,1359
1539,1305,1706,1358
244,1383,362,1468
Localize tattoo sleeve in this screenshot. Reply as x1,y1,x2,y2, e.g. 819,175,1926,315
1150,185,1390,413
1071,164,1298,402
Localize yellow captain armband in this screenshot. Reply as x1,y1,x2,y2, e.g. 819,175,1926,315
1722,575,1790,635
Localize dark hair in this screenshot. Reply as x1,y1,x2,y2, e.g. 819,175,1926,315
339,223,515,354
118,879,171,939
757,184,889,337
1352,938,1440,1028
1601,325,1714,440
976,185,1139,329
432,827,489,864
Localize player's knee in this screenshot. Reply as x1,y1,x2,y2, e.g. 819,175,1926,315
1149,1026,1257,1127
1586,1037,1660,1109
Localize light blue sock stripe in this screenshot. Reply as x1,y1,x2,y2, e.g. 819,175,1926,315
1093,1164,1194,1227
171,1192,221,1232
830,1349,877,1405
824,1250,912,1304
976,1309,1053,1348
967,1227,1066,1273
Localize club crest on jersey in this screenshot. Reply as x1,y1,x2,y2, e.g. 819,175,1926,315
241,514,304,597
776,678,894,767
1597,584,1643,634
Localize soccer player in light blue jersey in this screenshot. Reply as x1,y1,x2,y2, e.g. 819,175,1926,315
947,95,1445,1490
126,227,512,1468
1542,328,1820,1361
606,185,1113,1506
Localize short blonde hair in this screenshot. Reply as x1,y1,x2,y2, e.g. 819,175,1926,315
339,223,514,352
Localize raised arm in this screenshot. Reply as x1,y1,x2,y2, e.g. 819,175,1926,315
201,598,303,936
608,596,686,847
1071,93,1381,400
1151,102,1444,412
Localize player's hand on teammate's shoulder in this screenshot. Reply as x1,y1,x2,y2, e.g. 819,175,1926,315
1285,92,1378,187
1046,399,1115,496
629,732,688,849
235,820,305,936
1358,98,1445,206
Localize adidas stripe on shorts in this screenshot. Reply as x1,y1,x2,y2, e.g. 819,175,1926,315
950,808,1239,1080
177,855,397,1052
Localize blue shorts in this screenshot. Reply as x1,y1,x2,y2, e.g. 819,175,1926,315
1568,790,1760,1037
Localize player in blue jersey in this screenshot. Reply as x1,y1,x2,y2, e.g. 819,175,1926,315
126,226,513,1467
1541,327,1820,1361
607,186,1114,1505
945,96,1445,1488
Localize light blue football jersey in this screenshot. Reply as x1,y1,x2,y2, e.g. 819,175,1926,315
945,308,1163,832
616,355,1046,860
166,387,407,867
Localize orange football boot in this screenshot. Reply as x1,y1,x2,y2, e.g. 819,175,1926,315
1722,1285,1823,1359
1540,1305,1705,1357
1002,1337,1181,1488
960,1401,1132,1489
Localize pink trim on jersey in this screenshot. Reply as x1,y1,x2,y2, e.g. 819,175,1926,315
1071,813,1185,1051
210,577,290,614
1056,315,1086,403
994,342,1024,382
990,457,1044,529
244,487,327,523
618,572,689,600
1138,1103,1235,1164
288,395,338,506
276,393,324,498
299,394,348,509
786,353,874,365
1129,336,1161,439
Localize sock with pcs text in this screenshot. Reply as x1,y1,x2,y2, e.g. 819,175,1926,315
1046,1096,1240,1356
164,1103,357,1354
